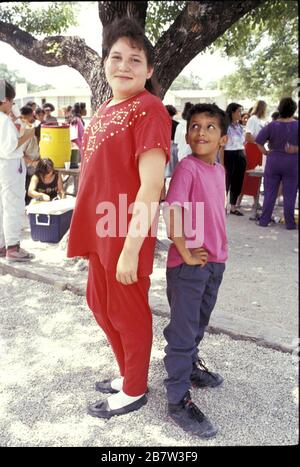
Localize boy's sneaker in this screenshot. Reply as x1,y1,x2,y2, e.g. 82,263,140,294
190,358,223,388
0,246,6,258
168,391,217,438
6,244,34,262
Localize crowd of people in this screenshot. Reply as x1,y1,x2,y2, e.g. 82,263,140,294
168,97,298,226
0,84,87,261
0,15,298,440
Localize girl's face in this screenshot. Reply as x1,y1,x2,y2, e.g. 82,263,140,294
232,107,242,122
104,37,153,100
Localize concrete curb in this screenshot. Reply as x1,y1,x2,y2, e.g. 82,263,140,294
1,259,295,355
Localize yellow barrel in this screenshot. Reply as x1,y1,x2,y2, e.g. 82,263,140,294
40,124,71,168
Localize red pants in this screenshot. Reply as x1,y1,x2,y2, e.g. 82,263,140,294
86,252,152,396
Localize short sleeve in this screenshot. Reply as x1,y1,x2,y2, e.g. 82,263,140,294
134,103,171,162
245,116,257,135
165,165,193,207
0,117,19,156
255,124,270,145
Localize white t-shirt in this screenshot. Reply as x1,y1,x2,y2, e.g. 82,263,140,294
245,115,265,138
0,111,23,160
174,119,191,161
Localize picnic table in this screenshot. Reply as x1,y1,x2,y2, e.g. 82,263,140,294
56,168,80,196
247,168,264,220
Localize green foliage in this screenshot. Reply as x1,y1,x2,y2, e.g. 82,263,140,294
0,63,53,92
170,72,203,90
0,2,78,35
217,0,298,101
145,1,185,43
145,0,298,101
213,0,298,58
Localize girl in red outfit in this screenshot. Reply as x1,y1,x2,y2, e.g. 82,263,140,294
67,18,170,419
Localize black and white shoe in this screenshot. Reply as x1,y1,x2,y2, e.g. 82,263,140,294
95,379,119,394
87,395,148,419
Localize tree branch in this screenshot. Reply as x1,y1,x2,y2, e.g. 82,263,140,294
98,1,148,29
154,0,266,97
0,20,102,88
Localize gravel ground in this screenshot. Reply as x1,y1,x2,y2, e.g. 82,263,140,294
0,275,298,447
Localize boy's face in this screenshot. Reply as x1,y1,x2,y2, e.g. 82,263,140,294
186,113,228,160
21,113,34,124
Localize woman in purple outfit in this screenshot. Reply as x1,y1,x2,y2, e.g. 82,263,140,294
255,97,298,229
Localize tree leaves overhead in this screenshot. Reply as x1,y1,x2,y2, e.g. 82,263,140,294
145,1,185,43
213,0,298,58
0,2,78,35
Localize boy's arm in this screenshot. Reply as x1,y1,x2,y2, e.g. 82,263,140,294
167,205,208,267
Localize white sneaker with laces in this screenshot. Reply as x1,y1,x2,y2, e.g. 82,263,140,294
6,245,34,262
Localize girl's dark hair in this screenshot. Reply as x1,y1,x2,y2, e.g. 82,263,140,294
165,105,177,117
20,105,34,116
186,103,229,136
35,158,56,178
69,102,84,125
35,107,45,116
271,111,280,121
182,102,194,120
0,80,16,103
226,102,243,123
42,102,55,111
278,97,297,118
102,17,160,96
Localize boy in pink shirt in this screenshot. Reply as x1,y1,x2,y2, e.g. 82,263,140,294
163,103,229,438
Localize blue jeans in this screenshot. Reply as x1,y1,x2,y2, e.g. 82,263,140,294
164,262,225,404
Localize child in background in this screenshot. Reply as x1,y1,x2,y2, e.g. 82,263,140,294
20,105,41,205
28,158,65,202
163,103,229,438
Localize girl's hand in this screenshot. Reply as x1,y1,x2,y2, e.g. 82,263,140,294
116,249,139,285
41,194,50,202
184,247,208,267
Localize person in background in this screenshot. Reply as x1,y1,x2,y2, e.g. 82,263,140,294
42,103,58,124
28,157,65,202
161,105,179,200
256,97,298,230
239,100,267,207
240,112,250,127
271,111,280,121
220,102,246,216
79,102,87,126
26,101,37,116
34,108,46,144
63,105,72,122
0,80,35,261
68,103,85,160
19,106,41,205
174,102,193,161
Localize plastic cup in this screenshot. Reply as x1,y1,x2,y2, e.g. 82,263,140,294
64,161,71,169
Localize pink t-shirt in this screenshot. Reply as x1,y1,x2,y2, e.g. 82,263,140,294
164,155,228,267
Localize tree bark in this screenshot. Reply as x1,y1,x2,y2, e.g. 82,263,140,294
0,20,102,91
0,0,266,110
154,0,265,98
